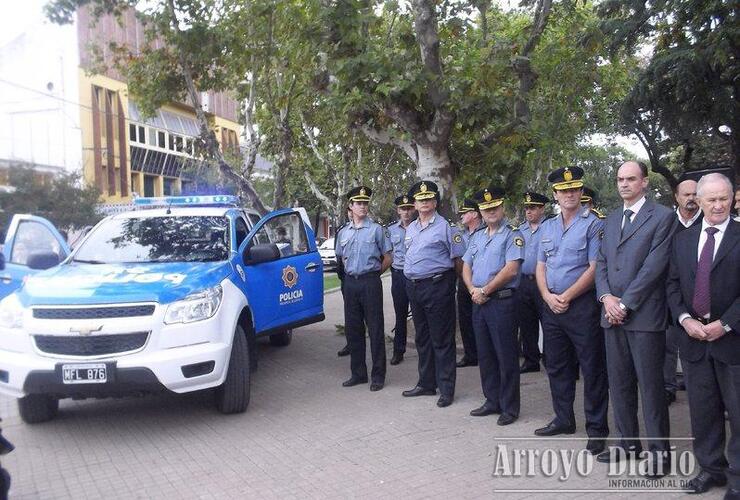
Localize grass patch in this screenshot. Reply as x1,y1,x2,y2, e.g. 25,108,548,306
323,273,341,292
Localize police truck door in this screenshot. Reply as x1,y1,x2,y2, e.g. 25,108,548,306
238,209,324,334
0,215,70,300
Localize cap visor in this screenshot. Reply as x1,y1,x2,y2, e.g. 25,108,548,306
552,180,584,190
478,199,504,210
523,202,545,206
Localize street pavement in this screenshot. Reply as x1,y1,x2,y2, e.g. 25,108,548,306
0,275,723,499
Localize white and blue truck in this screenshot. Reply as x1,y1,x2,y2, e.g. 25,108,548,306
0,196,324,423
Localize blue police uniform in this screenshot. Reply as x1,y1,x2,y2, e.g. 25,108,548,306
517,211,550,372
463,216,524,419
388,216,411,359
335,187,393,388
537,206,609,438
456,200,485,367
402,181,467,405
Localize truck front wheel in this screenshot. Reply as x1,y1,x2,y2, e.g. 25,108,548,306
214,325,250,414
18,394,59,424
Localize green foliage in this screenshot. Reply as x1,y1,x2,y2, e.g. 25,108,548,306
0,165,102,238
598,0,739,179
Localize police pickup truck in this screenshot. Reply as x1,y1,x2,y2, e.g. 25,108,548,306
0,196,324,423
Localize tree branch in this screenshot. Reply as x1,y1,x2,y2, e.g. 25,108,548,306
359,124,418,164
304,170,335,215
411,0,448,110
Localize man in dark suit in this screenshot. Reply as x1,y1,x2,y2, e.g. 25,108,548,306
666,172,740,498
595,160,676,472
664,175,702,403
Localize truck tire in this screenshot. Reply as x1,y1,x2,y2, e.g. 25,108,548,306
214,325,250,414
269,329,292,347
18,394,59,424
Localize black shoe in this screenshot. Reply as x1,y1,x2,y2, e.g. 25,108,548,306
497,413,517,426
390,352,404,365
370,382,384,392
342,376,368,387
596,445,643,463
337,346,350,357
456,357,478,368
665,390,676,405
687,470,727,494
436,395,453,407
520,363,540,373
402,386,436,397
725,488,740,500
586,439,606,455
534,420,576,436
470,403,500,417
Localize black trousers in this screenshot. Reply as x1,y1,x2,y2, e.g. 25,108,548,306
684,352,740,489
406,269,457,397
343,272,386,384
473,296,520,416
663,324,681,393
390,268,410,354
457,278,477,361
516,275,542,367
541,291,609,437
605,327,670,454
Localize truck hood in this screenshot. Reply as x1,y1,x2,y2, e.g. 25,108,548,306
17,261,233,306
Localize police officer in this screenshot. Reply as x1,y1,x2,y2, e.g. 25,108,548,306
462,185,524,425
581,187,597,209
388,195,417,365
336,206,353,357
457,198,484,368
402,181,467,408
534,166,609,455
517,191,550,373
335,186,393,391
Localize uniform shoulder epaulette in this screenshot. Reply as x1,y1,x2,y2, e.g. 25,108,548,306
507,223,519,231
590,208,606,219
448,218,457,226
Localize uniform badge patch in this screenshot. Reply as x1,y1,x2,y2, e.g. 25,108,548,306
514,237,524,247
453,233,462,244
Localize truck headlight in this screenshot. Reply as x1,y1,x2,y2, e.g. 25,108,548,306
164,285,223,325
0,294,24,329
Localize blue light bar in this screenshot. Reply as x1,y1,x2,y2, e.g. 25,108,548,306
133,195,240,208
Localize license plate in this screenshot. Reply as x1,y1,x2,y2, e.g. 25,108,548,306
62,363,107,384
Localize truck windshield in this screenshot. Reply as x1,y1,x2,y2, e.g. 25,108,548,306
74,216,230,263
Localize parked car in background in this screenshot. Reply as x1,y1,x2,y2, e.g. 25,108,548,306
318,237,337,271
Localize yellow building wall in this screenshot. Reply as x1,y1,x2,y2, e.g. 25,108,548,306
78,70,242,203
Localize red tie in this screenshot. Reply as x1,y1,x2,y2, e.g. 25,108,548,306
692,227,719,318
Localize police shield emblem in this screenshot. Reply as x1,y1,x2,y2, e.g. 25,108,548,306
564,168,573,182
281,265,298,289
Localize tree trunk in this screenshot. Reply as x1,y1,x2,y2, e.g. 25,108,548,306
415,144,456,218
273,118,293,208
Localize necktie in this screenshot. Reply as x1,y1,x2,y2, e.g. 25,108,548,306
692,227,719,318
621,209,634,237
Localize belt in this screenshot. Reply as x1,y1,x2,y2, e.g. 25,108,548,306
406,269,453,284
391,267,404,273
488,288,516,300
346,271,381,280
523,274,535,281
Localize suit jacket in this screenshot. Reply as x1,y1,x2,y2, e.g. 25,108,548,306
666,212,702,325
666,219,740,364
596,200,677,331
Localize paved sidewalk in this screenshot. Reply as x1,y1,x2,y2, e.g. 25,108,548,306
0,275,723,498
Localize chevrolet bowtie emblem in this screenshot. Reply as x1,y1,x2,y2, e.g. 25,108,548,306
69,325,104,336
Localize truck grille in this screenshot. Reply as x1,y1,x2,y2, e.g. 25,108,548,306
33,305,156,320
34,332,150,356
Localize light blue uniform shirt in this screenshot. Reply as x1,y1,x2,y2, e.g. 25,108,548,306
537,208,604,294
388,220,409,271
519,218,547,276
462,220,524,288
403,212,467,280
461,221,486,248
335,217,392,276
